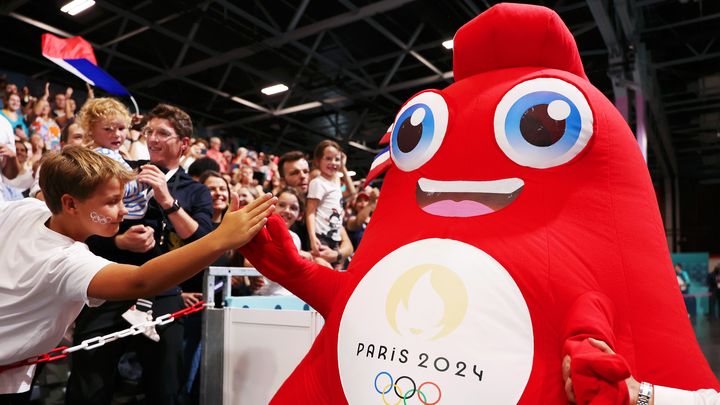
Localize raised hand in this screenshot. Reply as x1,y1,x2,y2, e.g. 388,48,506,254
215,193,276,250
137,165,173,208
182,292,203,307
115,224,155,253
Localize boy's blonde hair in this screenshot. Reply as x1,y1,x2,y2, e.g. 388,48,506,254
40,146,135,214
76,97,131,146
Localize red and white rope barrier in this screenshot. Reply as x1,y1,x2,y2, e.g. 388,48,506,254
0,301,207,373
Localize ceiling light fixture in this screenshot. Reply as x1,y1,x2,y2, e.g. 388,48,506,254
60,0,96,16
261,84,289,96
442,39,454,50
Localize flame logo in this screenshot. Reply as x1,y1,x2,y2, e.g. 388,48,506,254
385,264,468,340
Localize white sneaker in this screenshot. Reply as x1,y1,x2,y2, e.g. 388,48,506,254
122,307,160,342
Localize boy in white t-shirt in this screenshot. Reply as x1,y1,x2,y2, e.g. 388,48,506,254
0,146,275,399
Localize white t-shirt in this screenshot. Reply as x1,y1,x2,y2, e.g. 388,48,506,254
307,175,343,242
0,199,111,393
0,117,16,203
289,229,301,251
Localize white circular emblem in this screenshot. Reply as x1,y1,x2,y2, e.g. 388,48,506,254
337,239,533,404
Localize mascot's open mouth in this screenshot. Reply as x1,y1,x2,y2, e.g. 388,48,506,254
416,178,524,217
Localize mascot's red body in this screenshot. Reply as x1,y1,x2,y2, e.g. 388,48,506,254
242,4,719,404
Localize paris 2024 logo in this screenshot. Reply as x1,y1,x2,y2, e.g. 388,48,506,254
337,239,534,404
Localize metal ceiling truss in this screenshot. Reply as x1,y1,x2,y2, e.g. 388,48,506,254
3,0,717,182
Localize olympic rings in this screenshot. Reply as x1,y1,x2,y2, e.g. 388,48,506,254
375,371,393,394
374,371,442,404
394,376,416,399
404,388,427,405
418,381,442,405
381,383,404,405
90,211,112,224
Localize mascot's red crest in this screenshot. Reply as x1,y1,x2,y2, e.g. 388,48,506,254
453,3,587,81
242,3,719,404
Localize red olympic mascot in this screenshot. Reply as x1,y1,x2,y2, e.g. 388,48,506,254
241,3,719,404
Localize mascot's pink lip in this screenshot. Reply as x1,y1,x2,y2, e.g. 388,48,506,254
416,177,524,217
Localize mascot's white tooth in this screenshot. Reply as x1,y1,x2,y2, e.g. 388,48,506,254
418,178,524,194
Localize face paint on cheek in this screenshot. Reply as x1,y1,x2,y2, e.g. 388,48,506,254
90,211,113,224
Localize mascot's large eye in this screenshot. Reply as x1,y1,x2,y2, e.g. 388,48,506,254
494,78,593,168
390,91,448,172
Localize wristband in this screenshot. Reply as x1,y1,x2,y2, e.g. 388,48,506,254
333,249,343,265
637,382,653,405
163,199,181,215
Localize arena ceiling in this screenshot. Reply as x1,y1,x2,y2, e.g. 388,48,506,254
1,0,718,181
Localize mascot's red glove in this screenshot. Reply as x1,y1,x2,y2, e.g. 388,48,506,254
239,214,345,317
563,292,631,405
565,339,631,405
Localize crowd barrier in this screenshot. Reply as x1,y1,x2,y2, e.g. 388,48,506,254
200,267,323,405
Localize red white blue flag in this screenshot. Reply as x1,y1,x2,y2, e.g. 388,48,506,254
41,33,130,96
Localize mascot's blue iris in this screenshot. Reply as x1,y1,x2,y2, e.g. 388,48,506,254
392,103,435,161
505,91,581,160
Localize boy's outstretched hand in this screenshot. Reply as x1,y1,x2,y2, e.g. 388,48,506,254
215,193,276,250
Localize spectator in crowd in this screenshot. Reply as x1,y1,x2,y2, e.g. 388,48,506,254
256,151,270,179
126,114,150,161
1,92,28,140
2,139,33,198
278,150,310,194
675,263,690,294
0,146,274,403
180,138,208,171
0,115,20,203
205,136,227,173
276,151,311,248
275,187,313,260
77,97,151,221
232,147,247,168
187,156,220,181
178,170,241,403
21,95,36,122
222,149,233,172
235,164,263,198
708,265,720,319
235,185,256,209
199,171,240,252
306,140,356,258
30,85,61,151
28,134,46,167
53,91,65,119
345,187,379,250
27,122,87,201
52,88,76,127
1,81,18,105
276,185,351,269
19,86,34,107
269,172,282,195
60,122,85,148
66,104,215,405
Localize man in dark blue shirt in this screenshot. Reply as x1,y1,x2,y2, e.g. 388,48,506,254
66,104,213,405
